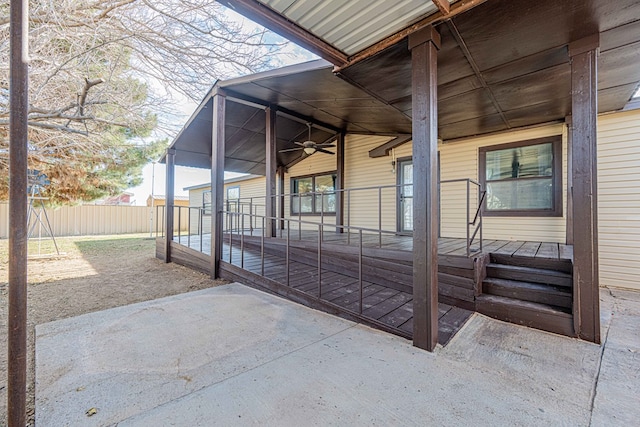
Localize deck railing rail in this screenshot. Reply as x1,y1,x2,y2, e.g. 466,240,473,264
156,177,484,257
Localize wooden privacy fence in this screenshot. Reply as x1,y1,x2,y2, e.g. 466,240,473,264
0,203,188,239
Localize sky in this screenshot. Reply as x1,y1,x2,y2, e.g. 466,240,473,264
126,7,315,205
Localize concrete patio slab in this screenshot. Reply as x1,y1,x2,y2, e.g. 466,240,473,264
36,283,640,426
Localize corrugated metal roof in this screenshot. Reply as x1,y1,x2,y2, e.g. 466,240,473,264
260,0,449,55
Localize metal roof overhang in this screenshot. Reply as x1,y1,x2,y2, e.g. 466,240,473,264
162,59,412,173
164,0,640,172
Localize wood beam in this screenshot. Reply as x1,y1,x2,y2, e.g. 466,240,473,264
265,106,277,238
569,34,600,344
335,0,488,71
409,26,440,352
432,0,450,15
164,148,176,263
211,88,226,278
217,0,348,64
565,116,573,245
335,132,345,234
368,135,412,158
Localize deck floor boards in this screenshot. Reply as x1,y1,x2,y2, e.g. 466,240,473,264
176,232,574,344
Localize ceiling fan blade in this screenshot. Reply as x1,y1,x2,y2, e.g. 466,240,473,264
316,148,336,155
293,141,305,146
279,147,303,152
314,144,336,148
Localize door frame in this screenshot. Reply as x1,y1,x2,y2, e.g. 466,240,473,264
396,156,413,234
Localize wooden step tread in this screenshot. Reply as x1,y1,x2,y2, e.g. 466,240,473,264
490,253,572,273
486,263,572,287
482,277,572,308
477,294,572,317
476,294,575,338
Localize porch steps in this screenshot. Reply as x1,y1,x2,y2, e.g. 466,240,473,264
485,264,572,288
478,253,574,336
475,294,575,337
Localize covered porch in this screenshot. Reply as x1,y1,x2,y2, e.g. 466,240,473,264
158,0,640,350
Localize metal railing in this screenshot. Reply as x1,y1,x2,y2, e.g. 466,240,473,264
440,178,486,257
158,177,484,258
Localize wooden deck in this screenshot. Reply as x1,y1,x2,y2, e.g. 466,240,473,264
173,229,573,262
167,230,573,344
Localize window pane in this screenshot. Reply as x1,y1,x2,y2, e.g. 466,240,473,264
203,191,211,215
486,178,553,210
315,193,336,213
300,195,313,213
315,174,335,193
226,186,240,200
486,143,552,181
294,177,313,194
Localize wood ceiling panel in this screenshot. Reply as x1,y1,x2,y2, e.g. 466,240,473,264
598,42,640,90
503,99,571,129
439,113,508,141
481,46,569,85
490,64,571,112
598,84,638,113
438,88,497,125
439,75,483,100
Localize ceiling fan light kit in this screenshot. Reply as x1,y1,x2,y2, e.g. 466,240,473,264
279,122,336,157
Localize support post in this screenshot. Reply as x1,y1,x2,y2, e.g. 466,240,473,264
336,132,345,234
569,34,600,343
8,0,29,424
565,116,573,245
265,106,277,237
409,26,440,352
211,87,226,278
278,165,285,230
164,148,175,263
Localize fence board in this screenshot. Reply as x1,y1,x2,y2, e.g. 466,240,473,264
0,203,187,238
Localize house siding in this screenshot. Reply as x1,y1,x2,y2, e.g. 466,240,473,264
439,123,568,242
597,109,640,290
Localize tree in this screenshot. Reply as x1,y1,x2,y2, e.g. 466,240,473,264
0,0,286,204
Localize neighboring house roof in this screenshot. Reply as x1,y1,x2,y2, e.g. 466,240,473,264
183,174,263,191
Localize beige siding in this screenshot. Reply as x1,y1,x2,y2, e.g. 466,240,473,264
285,146,339,231
0,203,184,238
188,186,212,234
597,110,640,290
342,134,405,232
439,124,568,242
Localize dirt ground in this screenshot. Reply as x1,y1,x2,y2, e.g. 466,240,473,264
0,234,227,426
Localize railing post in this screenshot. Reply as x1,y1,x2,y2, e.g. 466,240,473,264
187,207,191,249
286,220,290,287
240,213,245,269
320,191,324,243
347,189,351,245
177,206,181,243
229,211,233,264
378,187,382,247
479,186,483,252
466,179,470,257
359,229,363,314
261,216,265,276
318,223,322,298
199,208,203,253
298,198,302,241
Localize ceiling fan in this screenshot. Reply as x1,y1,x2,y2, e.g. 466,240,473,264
279,122,335,156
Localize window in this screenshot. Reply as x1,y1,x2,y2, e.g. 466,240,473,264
226,186,240,201
291,172,337,215
479,136,562,216
202,190,211,215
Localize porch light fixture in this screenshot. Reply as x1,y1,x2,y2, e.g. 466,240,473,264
303,146,316,155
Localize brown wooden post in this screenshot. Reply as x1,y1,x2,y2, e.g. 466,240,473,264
409,26,440,352
569,34,600,343
265,106,277,237
8,0,29,423
211,88,226,278
164,148,175,263
278,165,285,230
565,115,573,245
336,132,345,234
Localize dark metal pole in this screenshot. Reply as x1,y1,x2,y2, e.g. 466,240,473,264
8,0,29,424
